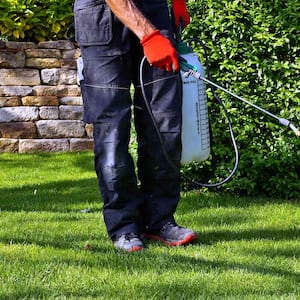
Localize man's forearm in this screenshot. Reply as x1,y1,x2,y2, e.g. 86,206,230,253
105,0,156,39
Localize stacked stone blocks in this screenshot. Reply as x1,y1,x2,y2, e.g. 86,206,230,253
0,40,94,153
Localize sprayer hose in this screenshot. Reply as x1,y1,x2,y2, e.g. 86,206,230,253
139,55,240,188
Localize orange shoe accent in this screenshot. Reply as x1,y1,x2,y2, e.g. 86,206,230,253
127,246,143,252
144,232,198,246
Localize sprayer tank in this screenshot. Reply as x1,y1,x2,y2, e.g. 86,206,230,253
180,51,210,165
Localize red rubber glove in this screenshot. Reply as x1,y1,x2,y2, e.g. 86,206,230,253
140,30,179,72
171,0,190,28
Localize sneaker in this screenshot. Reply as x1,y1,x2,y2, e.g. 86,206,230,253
143,222,198,246
113,233,144,252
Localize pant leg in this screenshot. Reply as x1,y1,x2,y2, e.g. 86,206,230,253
74,0,142,240
134,63,182,231
131,0,182,231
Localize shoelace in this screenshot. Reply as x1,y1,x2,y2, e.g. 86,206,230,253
161,222,179,233
123,233,138,241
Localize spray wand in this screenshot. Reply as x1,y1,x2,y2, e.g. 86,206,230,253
140,15,299,188
180,59,300,137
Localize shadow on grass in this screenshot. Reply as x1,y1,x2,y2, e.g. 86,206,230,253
198,227,300,245
180,191,299,211
0,177,100,212
0,151,99,211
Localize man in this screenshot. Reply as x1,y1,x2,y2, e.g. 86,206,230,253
74,0,197,252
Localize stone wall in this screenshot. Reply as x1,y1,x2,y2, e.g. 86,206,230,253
0,40,94,153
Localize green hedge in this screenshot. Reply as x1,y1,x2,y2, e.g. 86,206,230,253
0,0,73,42
183,0,300,198
0,0,299,198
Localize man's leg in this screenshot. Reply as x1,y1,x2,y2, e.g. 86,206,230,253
74,0,145,246
83,52,144,241
134,62,182,231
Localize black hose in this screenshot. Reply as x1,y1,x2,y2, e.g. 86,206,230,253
139,41,240,188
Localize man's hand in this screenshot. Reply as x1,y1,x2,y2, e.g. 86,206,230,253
105,0,180,72
141,30,179,72
171,0,190,28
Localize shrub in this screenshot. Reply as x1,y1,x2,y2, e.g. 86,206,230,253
181,0,300,198
0,0,74,42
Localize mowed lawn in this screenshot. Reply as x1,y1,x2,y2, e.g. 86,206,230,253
0,152,299,299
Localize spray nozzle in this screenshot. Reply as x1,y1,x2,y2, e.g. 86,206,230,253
278,118,300,136
289,123,300,137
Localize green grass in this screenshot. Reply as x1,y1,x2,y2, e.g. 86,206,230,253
0,152,300,299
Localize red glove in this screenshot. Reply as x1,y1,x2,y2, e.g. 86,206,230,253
171,0,190,28
140,30,179,72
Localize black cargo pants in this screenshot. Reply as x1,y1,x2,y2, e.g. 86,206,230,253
74,0,182,240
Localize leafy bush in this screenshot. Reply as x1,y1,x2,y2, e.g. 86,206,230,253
0,0,74,42
182,0,300,198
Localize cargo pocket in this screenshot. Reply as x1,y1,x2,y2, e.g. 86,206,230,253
74,1,112,46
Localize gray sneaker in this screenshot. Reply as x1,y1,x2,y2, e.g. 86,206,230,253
144,222,198,246
114,233,144,252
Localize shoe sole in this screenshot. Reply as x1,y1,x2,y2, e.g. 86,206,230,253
127,246,143,252
143,232,198,246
